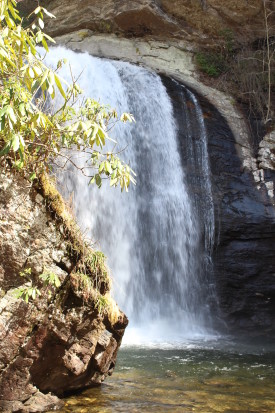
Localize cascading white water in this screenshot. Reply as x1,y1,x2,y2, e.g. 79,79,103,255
45,47,216,342
186,89,215,253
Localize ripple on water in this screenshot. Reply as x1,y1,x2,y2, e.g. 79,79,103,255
51,339,275,413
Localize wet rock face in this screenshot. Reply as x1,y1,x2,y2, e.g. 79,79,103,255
163,77,275,338
0,171,128,412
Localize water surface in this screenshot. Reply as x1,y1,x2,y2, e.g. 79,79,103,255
55,340,275,413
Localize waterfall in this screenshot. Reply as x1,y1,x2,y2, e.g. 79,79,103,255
45,47,217,342
167,81,218,321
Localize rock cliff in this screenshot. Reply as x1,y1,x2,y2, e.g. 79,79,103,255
0,169,127,412
19,0,273,45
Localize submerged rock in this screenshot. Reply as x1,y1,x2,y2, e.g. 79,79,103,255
0,170,128,412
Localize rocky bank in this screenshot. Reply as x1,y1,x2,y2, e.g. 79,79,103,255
0,169,128,412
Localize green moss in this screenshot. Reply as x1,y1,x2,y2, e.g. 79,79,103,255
98,20,112,33
78,30,90,40
71,272,120,324
39,173,67,218
37,173,111,296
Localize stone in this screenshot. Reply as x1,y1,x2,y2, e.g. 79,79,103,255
258,131,275,171
19,0,271,46
0,171,128,411
21,391,64,412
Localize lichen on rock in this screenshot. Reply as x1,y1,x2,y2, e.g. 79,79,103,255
0,167,128,412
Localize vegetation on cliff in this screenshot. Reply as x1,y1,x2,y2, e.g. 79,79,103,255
194,0,275,130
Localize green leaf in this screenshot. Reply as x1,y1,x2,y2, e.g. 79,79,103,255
18,103,26,116
6,106,16,124
28,66,35,78
99,162,105,173
25,35,36,56
38,17,44,29
54,74,66,99
0,116,5,131
33,65,42,76
54,275,61,288
0,141,12,156
39,69,49,88
14,159,24,169
31,79,41,93
120,112,135,123
11,134,20,151
48,71,55,86
110,178,118,187
42,8,56,19
105,161,112,174
36,31,43,43
34,6,42,14
43,32,56,44
95,174,102,188
0,106,8,118
41,37,49,52
29,172,36,181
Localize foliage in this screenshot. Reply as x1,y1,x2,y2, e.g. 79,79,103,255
95,293,109,314
232,47,274,124
14,267,41,302
39,269,61,288
73,271,120,324
19,267,32,278
75,249,110,295
86,251,108,282
13,266,61,303
230,1,274,126
195,2,274,128
13,283,41,303
195,52,227,77
219,28,235,56
0,0,136,191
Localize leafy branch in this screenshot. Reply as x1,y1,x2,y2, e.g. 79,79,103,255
0,0,136,191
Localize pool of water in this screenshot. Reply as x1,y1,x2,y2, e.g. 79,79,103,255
54,339,275,413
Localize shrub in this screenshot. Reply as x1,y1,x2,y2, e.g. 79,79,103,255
196,52,227,77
